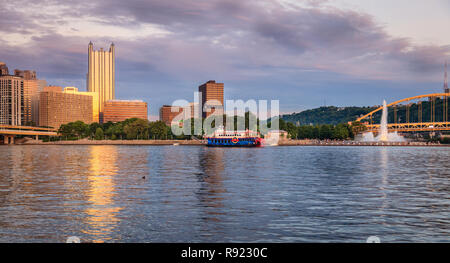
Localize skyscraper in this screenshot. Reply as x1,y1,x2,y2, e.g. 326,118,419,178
198,80,224,118
87,42,115,123
0,62,9,76
39,86,94,129
63,87,99,123
14,69,47,126
159,105,184,126
0,74,23,125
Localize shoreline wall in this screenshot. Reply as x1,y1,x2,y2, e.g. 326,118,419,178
8,139,448,147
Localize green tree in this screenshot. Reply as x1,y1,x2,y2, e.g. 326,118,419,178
58,121,89,139
94,127,104,140
319,125,332,139
312,125,320,139
124,119,150,139
350,121,366,137
149,121,169,139
89,122,102,138
298,125,313,139
333,124,349,139
105,123,124,140
285,122,298,139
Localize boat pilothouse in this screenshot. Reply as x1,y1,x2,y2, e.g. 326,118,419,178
206,127,263,147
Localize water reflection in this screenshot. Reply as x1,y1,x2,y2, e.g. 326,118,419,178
82,146,122,243
0,145,448,242
379,147,389,224
197,148,226,211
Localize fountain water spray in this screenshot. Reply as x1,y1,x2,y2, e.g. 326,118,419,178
379,100,389,141
360,99,406,142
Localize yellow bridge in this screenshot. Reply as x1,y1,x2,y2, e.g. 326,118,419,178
355,93,450,133
0,125,59,144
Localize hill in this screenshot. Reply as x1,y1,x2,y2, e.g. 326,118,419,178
281,106,377,125
282,98,448,125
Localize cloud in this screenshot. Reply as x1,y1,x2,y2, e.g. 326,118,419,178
0,0,449,114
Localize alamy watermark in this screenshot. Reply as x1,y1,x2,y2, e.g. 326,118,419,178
366,236,381,243
168,92,281,143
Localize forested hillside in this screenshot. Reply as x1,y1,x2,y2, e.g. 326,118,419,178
281,106,377,125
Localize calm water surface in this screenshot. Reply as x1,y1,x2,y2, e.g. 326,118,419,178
0,145,448,242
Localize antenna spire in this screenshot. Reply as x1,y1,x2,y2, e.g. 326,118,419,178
445,61,448,92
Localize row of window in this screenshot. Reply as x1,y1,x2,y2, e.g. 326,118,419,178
211,138,255,144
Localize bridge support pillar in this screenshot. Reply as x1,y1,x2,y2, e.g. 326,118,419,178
2,135,15,145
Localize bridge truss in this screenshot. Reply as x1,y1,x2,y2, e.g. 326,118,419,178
355,93,450,133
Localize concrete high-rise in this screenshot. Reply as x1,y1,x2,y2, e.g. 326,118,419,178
87,42,115,122
14,69,47,126
0,74,24,125
103,100,148,123
159,105,184,126
64,87,99,123
0,62,9,76
39,86,94,129
198,80,224,118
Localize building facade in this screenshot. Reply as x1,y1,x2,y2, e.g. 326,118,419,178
0,75,24,125
159,105,184,126
198,80,224,118
187,102,199,119
103,100,148,123
87,42,115,121
63,87,99,123
39,86,93,129
14,69,47,126
0,62,9,76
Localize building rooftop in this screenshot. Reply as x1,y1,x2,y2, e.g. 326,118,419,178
107,99,145,103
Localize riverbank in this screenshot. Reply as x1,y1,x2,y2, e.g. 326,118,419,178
279,140,448,147
22,139,203,145
12,138,449,146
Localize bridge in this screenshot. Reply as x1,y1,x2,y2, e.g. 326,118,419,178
355,93,450,133
0,125,59,144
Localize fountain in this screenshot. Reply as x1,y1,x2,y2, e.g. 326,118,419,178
360,99,406,142
378,100,389,141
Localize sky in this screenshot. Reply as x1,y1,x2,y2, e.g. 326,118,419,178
1,0,449,119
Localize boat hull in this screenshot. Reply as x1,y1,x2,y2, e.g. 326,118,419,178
206,137,262,147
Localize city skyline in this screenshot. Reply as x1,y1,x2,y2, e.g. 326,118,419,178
1,0,449,120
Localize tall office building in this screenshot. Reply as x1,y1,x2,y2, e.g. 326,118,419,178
87,42,115,122
198,80,224,118
64,87,99,123
0,74,24,125
39,86,94,129
159,105,184,126
0,62,9,76
14,69,47,126
103,100,148,123
14,69,36,80
188,102,199,119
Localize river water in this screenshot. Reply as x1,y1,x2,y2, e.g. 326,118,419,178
0,145,448,242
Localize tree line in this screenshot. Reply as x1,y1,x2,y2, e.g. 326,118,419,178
51,114,367,141
56,118,172,141
281,98,450,126
277,118,366,140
